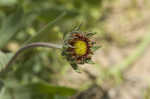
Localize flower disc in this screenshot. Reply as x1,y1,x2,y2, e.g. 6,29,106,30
74,40,87,56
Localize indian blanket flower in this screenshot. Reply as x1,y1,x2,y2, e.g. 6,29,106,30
62,27,100,72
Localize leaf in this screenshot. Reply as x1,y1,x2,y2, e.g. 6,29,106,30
91,46,101,52
0,80,4,92
38,7,78,22
85,59,95,64
70,63,81,73
86,32,97,37
0,51,13,74
0,0,17,6
0,8,24,48
0,79,32,99
0,79,76,99
54,95,68,99
27,81,77,96
86,0,102,6
24,12,66,44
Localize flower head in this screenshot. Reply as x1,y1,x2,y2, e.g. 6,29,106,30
62,27,100,72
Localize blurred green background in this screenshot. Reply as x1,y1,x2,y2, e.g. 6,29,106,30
0,0,150,99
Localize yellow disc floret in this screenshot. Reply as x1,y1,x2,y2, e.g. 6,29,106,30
74,40,87,56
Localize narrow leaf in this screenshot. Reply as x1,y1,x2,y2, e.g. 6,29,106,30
0,8,24,48
28,82,77,96
0,51,13,76
91,46,101,52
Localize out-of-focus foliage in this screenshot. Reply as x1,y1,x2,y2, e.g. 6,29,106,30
0,8,24,48
0,79,76,99
0,0,110,99
0,51,13,73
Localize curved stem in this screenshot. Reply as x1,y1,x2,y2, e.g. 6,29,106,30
0,42,62,76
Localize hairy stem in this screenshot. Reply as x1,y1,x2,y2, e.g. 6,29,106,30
0,42,62,76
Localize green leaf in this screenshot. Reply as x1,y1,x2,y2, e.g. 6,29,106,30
24,12,66,44
91,46,101,52
54,95,68,99
27,81,77,96
0,79,76,99
0,0,17,6
0,80,4,92
0,51,13,73
70,63,81,73
86,32,97,37
0,8,24,48
0,79,32,99
86,0,102,6
85,59,95,64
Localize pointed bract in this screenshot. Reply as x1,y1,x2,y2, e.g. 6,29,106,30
62,26,99,72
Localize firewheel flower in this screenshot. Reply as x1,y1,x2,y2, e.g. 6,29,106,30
0,24,100,75
62,27,100,72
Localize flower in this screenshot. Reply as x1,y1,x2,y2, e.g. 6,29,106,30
62,27,100,72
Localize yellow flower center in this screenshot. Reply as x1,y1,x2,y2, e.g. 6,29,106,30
74,40,87,56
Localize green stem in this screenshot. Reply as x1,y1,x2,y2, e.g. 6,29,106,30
0,42,62,77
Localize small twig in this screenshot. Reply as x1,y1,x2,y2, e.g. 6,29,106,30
0,42,62,76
